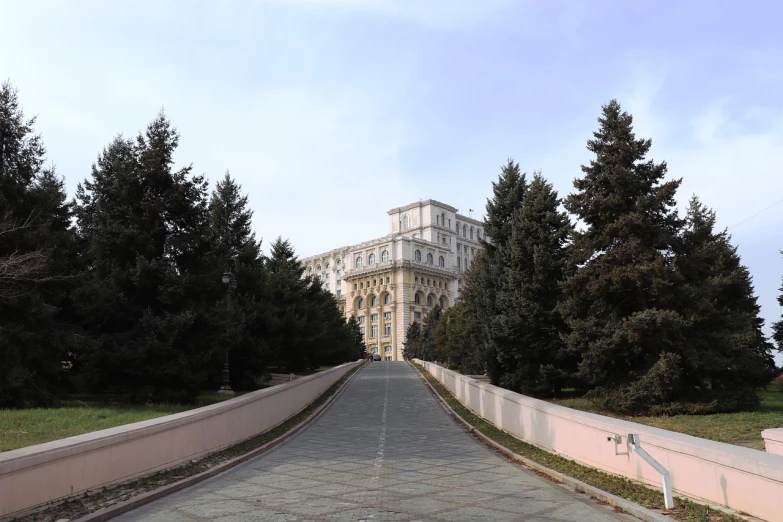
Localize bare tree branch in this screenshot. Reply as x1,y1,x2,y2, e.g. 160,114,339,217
0,210,42,236
0,211,54,301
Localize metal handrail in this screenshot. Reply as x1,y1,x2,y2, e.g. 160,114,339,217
608,433,674,509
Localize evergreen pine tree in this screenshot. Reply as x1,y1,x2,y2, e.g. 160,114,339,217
456,252,495,376
419,305,442,362
561,100,689,413
0,81,81,406
675,196,775,410
774,260,783,351
434,302,484,374
266,237,359,372
402,321,423,360
75,112,215,403
345,315,366,360
474,159,527,384
266,237,314,372
208,172,268,389
210,171,256,262
494,173,574,396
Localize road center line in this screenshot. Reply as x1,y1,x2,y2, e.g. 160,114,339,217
371,363,390,483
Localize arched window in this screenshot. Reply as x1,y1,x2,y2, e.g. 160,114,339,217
355,257,362,269
414,294,421,304
415,250,421,262
464,257,468,268
455,221,460,232
463,224,467,237
402,215,409,230
384,294,391,305
438,255,445,268
368,253,376,265
477,229,481,240
336,258,341,266
381,250,389,262
325,263,330,269
427,253,433,265
316,264,321,271
440,297,446,309
308,267,312,274
457,257,461,268
470,227,474,240
427,295,433,307
441,212,445,226
358,298,364,309
371,295,377,307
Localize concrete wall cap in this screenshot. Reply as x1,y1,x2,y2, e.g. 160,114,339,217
416,360,783,482
0,361,360,475
762,428,783,441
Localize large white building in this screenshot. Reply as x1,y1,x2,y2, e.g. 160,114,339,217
302,200,485,361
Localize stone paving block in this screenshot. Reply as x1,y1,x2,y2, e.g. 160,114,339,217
114,363,638,522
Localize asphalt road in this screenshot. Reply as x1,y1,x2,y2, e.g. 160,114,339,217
114,362,636,521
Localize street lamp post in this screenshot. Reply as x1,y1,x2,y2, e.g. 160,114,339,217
217,271,235,396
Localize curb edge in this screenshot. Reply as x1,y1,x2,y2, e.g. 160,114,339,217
70,362,366,522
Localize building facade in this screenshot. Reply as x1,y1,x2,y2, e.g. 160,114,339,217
301,200,485,361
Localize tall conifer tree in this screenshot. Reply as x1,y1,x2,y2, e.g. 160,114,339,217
495,173,574,395
266,237,315,372
208,172,267,388
402,321,423,360
561,100,688,412
0,81,80,406
434,302,484,374
676,197,775,409
75,113,215,403
774,265,783,352
475,159,526,384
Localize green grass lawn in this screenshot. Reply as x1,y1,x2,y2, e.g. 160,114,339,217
548,388,783,451
0,392,245,452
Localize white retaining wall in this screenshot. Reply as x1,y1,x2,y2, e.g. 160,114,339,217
416,359,783,521
0,361,361,518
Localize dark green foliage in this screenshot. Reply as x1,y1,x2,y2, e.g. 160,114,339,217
561,100,687,407
561,100,772,414
672,197,776,410
494,173,575,396
402,321,422,360
266,237,361,373
456,252,497,378
346,316,366,360
265,238,311,372
484,159,527,249
210,171,256,262
432,100,776,415
208,172,267,389
434,302,484,375
0,81,82,407
74,112,217,403
774,256,783,351
3,79,774,418
478,160,527,384
419,305,442,362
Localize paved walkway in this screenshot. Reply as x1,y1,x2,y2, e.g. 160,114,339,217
116,363,636,521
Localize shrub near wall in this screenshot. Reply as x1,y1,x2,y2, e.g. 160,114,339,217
415,360,783,521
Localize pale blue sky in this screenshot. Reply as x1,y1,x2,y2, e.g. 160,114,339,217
3,0,783,355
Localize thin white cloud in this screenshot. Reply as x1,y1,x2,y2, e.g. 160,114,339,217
265,0,515,29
